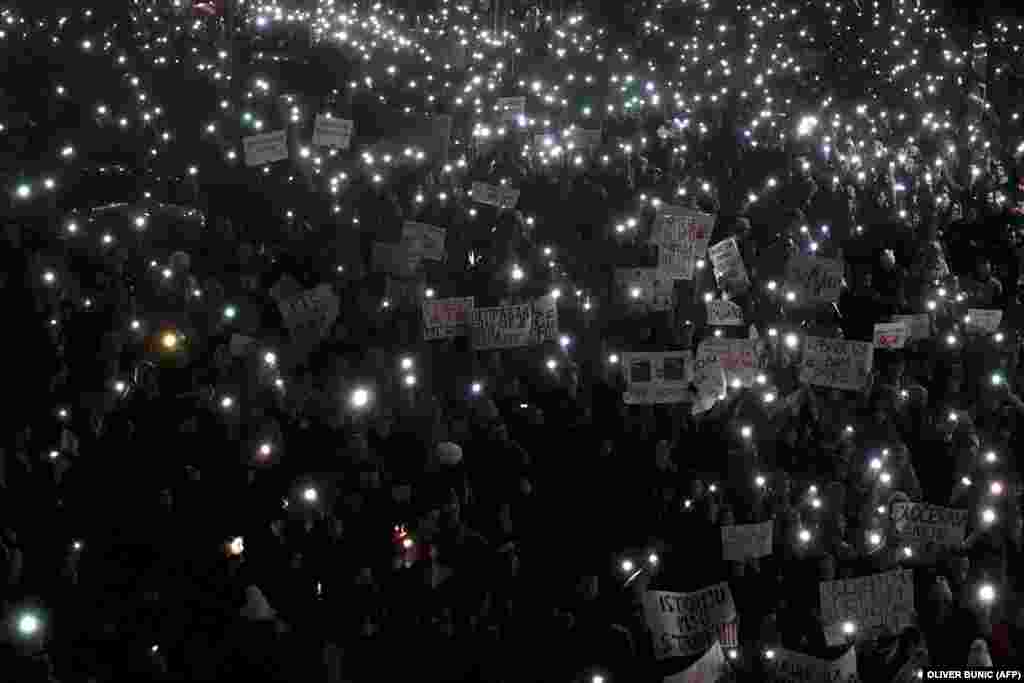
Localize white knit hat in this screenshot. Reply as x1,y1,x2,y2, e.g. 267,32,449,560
240,585,277,621
966,639,992,667
436,442,463,466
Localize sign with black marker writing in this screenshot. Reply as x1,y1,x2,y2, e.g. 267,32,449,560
643,583,737,659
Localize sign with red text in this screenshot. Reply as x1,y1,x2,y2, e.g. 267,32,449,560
644,583,737,660
651,206,715,280
873,321,909,349
422,297,475,340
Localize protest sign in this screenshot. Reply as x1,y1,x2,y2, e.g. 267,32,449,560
372,242,421,278
966,308,1003,333
708,238,750,293
799,337,873,392
663,642,727,683
785,256,844,304
721,521,774,562
497,96,525,122
614,268,675,311
651,206,714,280
891,502,968,550
696,339,760,388
277,284,339,362
312,115,353,149
531,294,559,345
706,299,744,326
622,351,694,404
401,221,447,261
243,130,288,166
422,297,474,341
819,568,914,645
873,321,909,349
471,182,521,209
643,583,737,660
772,646,858,683
470,297,558,349
892,314,931,341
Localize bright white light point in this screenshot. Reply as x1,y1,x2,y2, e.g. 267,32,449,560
990,481,1003,496
546,358,558,371
982,508,997,524
979,584,996,603
400,357,413,371
985,452,997,464
259,442,272,456
17,613,40,636
221,396,233,409
16,184,30,198
842,621,856,635
471,382,482,394
869,532,882,546
404,374,417,387
742,427,754,440
302,487,318,503
620,559,634,573
224,306,236,319
351,387,369,408
784,333,799,349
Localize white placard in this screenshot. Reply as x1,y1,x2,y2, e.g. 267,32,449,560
471,182,520,208
891,502,968,550
966,308,1003,333
622,351,694,404
643,584,737,660
873,321,909,349
663,642,727,683
708,238,749,294
819,569,914,645
422,297,474,341
243,130,289,166
313,115,354,149
785,256,844,303
799,337,873,392
651,206,715,280
707,300,744,326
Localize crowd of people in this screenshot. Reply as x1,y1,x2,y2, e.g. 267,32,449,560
2,0,1024,681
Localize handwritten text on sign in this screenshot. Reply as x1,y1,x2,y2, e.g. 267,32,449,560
819,568,914,646
651,206,715,280
243,130,288,166
312,115,354,149
891,502,968,550
708,238,750,294
471,182,520,209
873,321,909,349
966,308,1003,333
622,351,694,404
771,646,858,683
799,337,873,392
470,296,558,349
644,583,737,660
785,256,844,303
706,300,744,326
422,297,474,341
721,521,774,562
278,284,340,361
